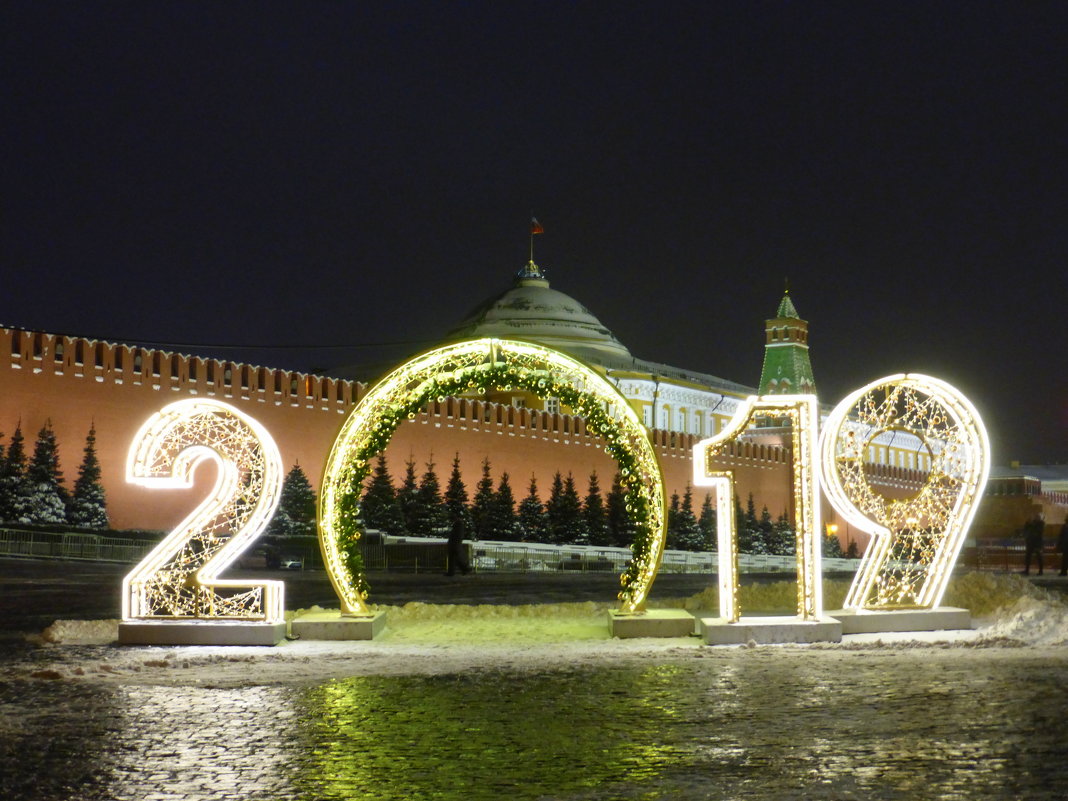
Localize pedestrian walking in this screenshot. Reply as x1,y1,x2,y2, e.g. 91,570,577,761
1023,513,1045,575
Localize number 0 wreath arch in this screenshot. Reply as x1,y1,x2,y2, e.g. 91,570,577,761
319,338,666,615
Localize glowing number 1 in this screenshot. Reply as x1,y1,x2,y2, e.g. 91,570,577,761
122,399,285,623
693,395,822,623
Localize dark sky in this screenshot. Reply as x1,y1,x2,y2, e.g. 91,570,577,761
2,2,1065,464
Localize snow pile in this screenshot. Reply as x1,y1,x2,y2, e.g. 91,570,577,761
33,618,120,645
981,594,1068,646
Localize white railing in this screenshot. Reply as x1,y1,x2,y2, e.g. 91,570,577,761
0,528,154,563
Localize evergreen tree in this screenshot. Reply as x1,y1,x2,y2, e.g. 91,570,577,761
0,425,30,523
361,454,407,535
773,511,796,556
548,473,587,545
486,472,519,540
397,456,420,534
757,505,775,554
666,491,681,550
266,463,317,540
471,457,495,541
25,421,68,524
675,484,702,551
443,453,471,526
606,472,636,548
698,493,717,551
583,471,610,546
412,457,446,540
0,431,9,522
68,425,108,529
736,493,762,553
517,474,547,542
823,526,846,558
409,458,447,537
545,471,566,544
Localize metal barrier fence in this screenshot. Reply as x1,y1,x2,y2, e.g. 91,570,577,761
0,527,861,575
366,537,859,575
0,528,155,563
976,539,1064,573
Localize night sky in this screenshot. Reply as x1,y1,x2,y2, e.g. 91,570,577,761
2,2,1065,464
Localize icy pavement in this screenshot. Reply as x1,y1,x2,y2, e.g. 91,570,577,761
2,571,1067,800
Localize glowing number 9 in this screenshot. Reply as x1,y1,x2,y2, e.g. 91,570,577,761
819,374,990,610
122,399,285,623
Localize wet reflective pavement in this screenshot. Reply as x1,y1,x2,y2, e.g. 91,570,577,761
3,647,1068,800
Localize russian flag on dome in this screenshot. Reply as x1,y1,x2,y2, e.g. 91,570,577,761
531,217,544,235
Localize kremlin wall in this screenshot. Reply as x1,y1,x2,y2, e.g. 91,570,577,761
5,260,1047,548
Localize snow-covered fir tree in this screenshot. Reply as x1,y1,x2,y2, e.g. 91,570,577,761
409,458,447,537
736,494,762,553
772,511,796,555
698,493,716,551
674,485,703,551
67,425,108,529
552,473,588,544
606,472,636,548
0,425,31,523
757,505,775,554
666,491,681,550
397,456,420,534
24,421,68,525
517,474,547,542
487,472,519,540
471,457,495,541
583,471,609,546
266,463,317,540
823,527,845,558
443,453,471,527
361,455,407,535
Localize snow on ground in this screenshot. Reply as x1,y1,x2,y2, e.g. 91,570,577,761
11,572,1067,686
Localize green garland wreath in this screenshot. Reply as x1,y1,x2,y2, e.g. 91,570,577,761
330,361,659,608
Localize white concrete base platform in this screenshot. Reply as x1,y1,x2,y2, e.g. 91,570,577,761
829,607,972,634
699,615,843,645
118,620,287,646
608,609,696,639
290,611,387,640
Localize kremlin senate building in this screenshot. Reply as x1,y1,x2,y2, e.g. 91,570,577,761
0,258,1059,549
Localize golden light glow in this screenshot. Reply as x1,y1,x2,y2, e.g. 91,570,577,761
122,399,284,622
819,374,990,610
693,395,822,623
319,337,666,615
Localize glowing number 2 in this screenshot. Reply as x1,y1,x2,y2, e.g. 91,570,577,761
693,395,823,623
122,399,285,623
819,374,990,610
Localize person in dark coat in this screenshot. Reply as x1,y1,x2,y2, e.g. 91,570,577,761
446,514,471,576
1057,515,1068,577
1023,514,1045,575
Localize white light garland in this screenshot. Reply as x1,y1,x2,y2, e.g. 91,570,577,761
819,374,990,609
122,399,284,623
693,395,822,622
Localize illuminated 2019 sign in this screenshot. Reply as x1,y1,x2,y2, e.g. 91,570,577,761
121,368,988,637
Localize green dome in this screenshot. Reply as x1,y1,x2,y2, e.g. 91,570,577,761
448,261,632,362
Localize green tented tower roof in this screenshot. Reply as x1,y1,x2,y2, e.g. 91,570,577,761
758,291,816,396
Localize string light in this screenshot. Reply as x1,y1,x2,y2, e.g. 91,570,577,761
693,395,822,622
122,399,285,623
819,374,990,610
319,338,666,614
